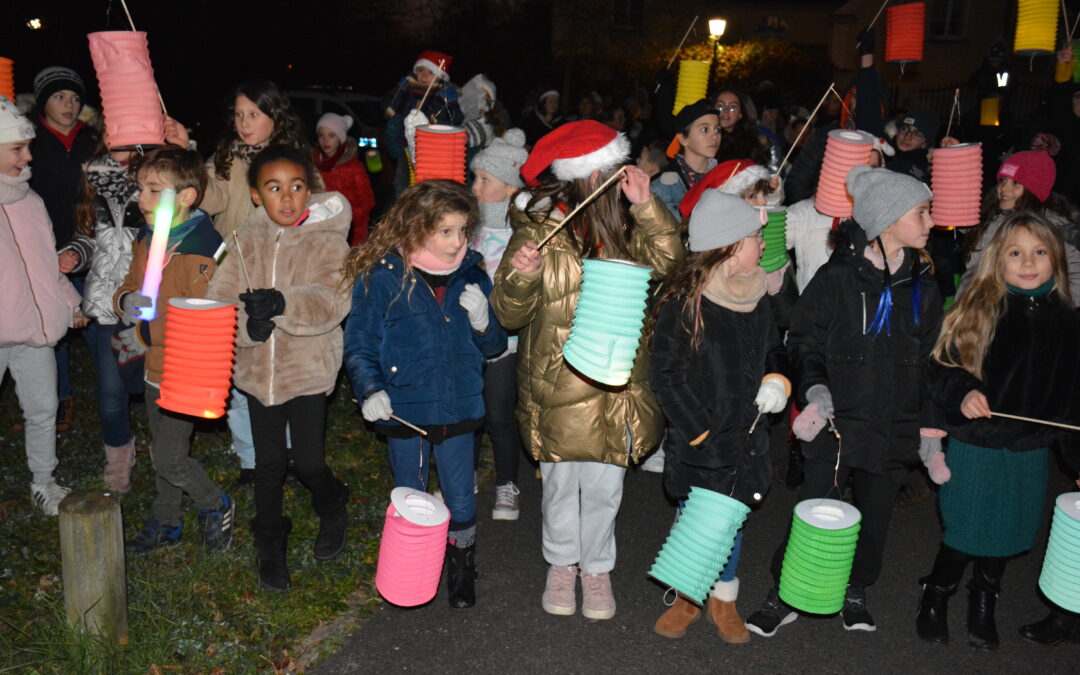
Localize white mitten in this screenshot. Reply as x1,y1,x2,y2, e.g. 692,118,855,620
458,283,490,332
404,109,429,159
754,377,788,414
362,391,393,422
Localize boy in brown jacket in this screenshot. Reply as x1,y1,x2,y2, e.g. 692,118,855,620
113,146,234,554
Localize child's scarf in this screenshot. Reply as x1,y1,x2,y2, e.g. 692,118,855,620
408,245,467,275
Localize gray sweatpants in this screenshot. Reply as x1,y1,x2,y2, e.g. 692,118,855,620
0,344,58,484
540,461,626,574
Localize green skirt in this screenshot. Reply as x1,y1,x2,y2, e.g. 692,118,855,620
939,439,1048,557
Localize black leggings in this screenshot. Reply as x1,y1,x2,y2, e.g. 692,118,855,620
475,353,524,485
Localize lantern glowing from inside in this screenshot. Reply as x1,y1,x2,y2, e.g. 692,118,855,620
778,499,861,614
413,125,467,184
1038,492,1080,613
885,2,926,63
649,487,750,604
138,188,175,321
1013,0,1058,55
87,31,165,149
0,57,14,102
563,258,653,387
375,487,451,607
157,298,237,419
760,208,790,273
930,143,983,228
672,60,711,116
814,129,874,218
980,97,1001,126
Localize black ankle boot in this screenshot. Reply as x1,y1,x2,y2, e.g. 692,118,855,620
253,517,291,592
445,543,476,609
915,544,970,644
967,557,1005,650
1019,607,1080,646
313,482,350,561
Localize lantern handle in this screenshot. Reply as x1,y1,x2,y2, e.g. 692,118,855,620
990,411,1080,432
654,16,701,93
231,231,254,293
536,165,628,250
865,0,891,33
415,60,447,113
389,414,429,437
943,88,960,142
775,83,836,178
119,0,169,117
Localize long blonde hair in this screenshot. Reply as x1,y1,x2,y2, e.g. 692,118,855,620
932,213,1071,378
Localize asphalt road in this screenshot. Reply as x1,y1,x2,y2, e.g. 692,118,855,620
315,458,1078,674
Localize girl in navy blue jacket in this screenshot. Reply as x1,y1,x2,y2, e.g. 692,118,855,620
343,179,506,609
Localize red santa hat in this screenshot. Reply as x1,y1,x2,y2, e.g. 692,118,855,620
414,51,452,81
679,159,761,220
520,120,630,186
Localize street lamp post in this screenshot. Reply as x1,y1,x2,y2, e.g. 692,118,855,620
708,18,726,93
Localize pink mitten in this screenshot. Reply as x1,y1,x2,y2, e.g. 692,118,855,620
927,451,951,485
792,403,827,442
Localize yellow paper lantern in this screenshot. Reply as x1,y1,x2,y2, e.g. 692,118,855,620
672,60,711,116
1013,0,1058,55
980,97,1001,127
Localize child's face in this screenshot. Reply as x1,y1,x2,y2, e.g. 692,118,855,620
542,95,560,116
724,230,765,276
471,170,515,203
884,200,933,249
415,67,436,87
1002,228,1053,290
136,168,195,225
714,92,743,131
234,95,275,147
997,177,1025,211
421,212,468,265
744,187,767,206
0,140,32,176
317,126,342,157
678,114,722,161
251,159,312,227
636,148,660,178
43,89,81,132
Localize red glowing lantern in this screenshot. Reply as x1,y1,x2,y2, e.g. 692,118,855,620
0,57,14,102
930,143,983,228
87,31,165,149
413,124,467,184
815,129,875,218
157,298,237,419
885,2,926,64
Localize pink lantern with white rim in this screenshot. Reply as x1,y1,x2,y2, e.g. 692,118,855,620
375,487,451,607
815,129,875,218
88,31,164,149
930,143,983,228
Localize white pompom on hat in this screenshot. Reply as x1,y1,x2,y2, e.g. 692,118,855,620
0,95,35,144
520,120,630,186
316,113,352,145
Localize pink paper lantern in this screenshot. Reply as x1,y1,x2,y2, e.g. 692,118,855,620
375,487,451,607
815,129,875,218
88,31,164,149
930,142,983,228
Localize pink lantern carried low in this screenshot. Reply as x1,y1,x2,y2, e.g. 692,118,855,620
375,487,451,607
815,129,875,218
885,2,926,64
930,143,983,228
158,298,237,419
0,57,14,102
414,124,467,184
88,31,165,149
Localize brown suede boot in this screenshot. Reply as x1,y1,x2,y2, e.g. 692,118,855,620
654,594,701,638
103,441,136,493
708,578,750,643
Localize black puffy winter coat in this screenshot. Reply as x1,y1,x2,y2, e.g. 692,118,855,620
787,221,944,474
651,295,787,505
29,120,100,248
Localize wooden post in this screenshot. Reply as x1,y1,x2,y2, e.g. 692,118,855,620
58,491,129,645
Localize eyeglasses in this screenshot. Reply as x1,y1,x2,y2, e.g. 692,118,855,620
751,230,765,243
898,124,925,140
716,104,741,113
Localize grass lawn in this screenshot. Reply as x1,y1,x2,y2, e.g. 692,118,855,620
0,336,404,673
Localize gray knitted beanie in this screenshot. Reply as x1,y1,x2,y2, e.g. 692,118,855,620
470,128,528,188
846,165,932,240
688,190,766,252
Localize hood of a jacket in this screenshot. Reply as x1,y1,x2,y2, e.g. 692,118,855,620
828,219,930,286
247,191,351,239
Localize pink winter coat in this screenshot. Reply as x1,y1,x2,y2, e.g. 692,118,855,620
0,169,81,347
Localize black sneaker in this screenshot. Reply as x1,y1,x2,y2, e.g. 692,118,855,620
746,587,798,637
198,493,236,552
126,518,183,555
233,468,255,489
842,585,877,632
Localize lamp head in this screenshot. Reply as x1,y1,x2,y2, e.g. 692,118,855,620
709,18,726,38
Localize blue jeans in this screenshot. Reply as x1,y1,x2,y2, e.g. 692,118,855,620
227,387,256,470
86,323,133,447
388,432,476,531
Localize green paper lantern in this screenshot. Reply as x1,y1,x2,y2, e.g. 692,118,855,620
563,258,653,386
1039,492,1080,613
759,207,790,273
649,487,751,604
778,498,862,614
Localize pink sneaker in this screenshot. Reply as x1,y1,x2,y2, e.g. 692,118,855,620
580,572,616,620
542,564,577,616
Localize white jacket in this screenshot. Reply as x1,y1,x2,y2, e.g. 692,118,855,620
786,197,836,293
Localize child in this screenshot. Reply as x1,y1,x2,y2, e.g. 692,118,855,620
650,190,789,642
745,165,944,636
469,129,529,520
207,145,352,591
0,96,84,515
113,146,234,554
962,150,1080,303
635,139,670,180
314,113,375,246
490,120,684,620
343,180,506,608
916,214,1080,650
651,100,720,219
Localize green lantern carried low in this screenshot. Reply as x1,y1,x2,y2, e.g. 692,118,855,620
759,207,790,273
779,498,862,614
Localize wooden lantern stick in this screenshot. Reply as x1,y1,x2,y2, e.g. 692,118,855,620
991,411,1080,432
775,82,836,177
655,16,700,93
231,232,254,293
119,0,168,117
389,414,429,437
718,162,743,191
944,88,960,141
537,166,629,249
415,60,447,112
866,0,891,33
1063,0,1073,42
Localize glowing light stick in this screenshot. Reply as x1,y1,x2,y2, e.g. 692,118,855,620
138,187,176,320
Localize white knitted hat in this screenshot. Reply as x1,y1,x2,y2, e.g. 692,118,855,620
0,95,35,144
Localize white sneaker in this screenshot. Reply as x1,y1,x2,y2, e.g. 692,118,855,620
31,482,71,516
640,448,665,474
492,482,520,520
580,571,616,620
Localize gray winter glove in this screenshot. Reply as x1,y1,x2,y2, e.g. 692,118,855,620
362,391,393,422
805,384,834,417
458,283,490,333
116,326,148,357
120,292,152,325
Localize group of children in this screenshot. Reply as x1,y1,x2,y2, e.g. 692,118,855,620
2,51,1079,650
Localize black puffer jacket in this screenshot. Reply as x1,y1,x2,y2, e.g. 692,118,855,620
926,287,1080,459
651,295,787,505
29,120,100,248
788,221,944,474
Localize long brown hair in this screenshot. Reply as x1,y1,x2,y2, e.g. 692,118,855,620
933,213,1071,378
522,165,631,260
968,178,1071,256
341,179,479,289
211,79,308,181
651,245,739,350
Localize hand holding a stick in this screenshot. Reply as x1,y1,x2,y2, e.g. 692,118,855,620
509,240,542,276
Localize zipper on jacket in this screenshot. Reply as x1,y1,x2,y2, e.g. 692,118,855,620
268,230,281,405
3,204,50,343
861,292,866,334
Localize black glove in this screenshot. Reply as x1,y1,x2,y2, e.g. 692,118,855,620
856,28,875,55
246,316,275,343
240,289,286,320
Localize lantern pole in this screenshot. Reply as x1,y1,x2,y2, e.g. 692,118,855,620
775,83,836,177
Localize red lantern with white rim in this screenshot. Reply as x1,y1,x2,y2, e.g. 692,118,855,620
414,124,467,184
0,57,14,101
158,298,237,419
930,143,983,228
885,2,926,64
815,129,875,218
